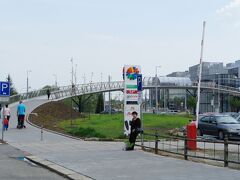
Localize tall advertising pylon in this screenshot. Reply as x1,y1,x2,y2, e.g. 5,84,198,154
123,65,142,135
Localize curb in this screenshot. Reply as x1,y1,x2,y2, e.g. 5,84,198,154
25,155,94,180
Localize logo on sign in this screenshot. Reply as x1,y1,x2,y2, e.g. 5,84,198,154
126,90,138,94
125,66,140,80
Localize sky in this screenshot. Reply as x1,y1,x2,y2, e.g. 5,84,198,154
1,0,240,92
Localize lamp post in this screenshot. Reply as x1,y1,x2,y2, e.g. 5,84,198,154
82,73,86,84
155,66,161,114
53,74,58,87
27,70,31,99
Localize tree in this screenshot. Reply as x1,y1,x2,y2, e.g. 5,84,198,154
187,96,197,114
95,93,104,114
229,97,240,112
6,74,18,95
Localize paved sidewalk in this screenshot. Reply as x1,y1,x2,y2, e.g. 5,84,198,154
0,143,66,180
3,99,240,180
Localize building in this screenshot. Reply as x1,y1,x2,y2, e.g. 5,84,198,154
167,71,189,78
146,60,240,114
189,62,228,82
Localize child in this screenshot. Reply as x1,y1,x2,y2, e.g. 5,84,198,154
3,116,9,131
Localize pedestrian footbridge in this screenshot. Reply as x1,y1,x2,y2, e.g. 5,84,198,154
9,80,240,103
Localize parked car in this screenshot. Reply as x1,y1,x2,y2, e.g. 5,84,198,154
197,114,240,140
221,112,239,119
235,114,240,122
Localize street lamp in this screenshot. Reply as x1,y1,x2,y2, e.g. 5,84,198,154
155,66,161,114
53,74,58,87
27,70,31,99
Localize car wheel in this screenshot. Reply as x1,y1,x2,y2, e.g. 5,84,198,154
197,129,203,136
218,131,224,140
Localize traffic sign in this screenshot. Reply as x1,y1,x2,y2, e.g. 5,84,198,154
0,82,10,103
0,82,10,97
137,74,142,91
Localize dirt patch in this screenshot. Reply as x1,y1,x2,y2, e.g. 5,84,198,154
29,101,82,133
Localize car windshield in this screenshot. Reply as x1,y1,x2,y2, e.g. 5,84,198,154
216,116,239,124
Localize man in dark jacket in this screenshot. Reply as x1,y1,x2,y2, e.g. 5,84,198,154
126,111,142,151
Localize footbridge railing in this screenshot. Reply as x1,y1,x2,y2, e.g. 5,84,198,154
8,81,240,103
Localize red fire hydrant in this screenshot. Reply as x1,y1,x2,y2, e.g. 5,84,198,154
186,121,197,150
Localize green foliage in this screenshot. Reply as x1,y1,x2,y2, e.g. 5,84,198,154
187,96,197,114
66,127,106,138
63,95,98,113
6,74,18,95
42,85,53,89
59,114,190,139
229,97,240,112
95,93,104,114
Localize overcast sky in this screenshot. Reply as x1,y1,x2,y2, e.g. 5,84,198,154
1,0,240,92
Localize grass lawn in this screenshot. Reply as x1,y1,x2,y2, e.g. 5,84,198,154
58,114,192,139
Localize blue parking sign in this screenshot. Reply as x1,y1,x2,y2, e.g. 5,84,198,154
137,74,142,91
0,82,10,96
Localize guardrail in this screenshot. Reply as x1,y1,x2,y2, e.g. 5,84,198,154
137,131,240,168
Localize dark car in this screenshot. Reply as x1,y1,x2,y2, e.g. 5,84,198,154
197,114,240,140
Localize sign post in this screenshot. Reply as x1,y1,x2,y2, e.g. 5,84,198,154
123,65,142,135
0,81,10,141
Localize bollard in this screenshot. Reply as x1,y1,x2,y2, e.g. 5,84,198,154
155,131,158,154
184,137,188,160
224,136,229,167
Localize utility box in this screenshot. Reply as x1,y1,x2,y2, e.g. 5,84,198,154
187,122,197,150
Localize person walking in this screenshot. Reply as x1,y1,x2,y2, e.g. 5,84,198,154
3,104,11,130
47,89,51,100
17,101,26,129
125,111,142,151
3,104,11,121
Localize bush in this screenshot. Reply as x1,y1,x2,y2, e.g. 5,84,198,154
67,127,106,138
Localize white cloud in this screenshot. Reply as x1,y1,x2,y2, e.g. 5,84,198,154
216,0,240,16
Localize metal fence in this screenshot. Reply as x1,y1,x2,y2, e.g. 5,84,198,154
137,131,240,168
9,87,60,104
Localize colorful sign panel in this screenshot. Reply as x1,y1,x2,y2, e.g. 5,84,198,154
123,65,142,135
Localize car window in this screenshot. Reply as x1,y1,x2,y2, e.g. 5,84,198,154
209,117,217,124
216,116,239,124
200,116,210,123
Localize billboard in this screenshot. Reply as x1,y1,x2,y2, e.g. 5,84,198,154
123,65,142,135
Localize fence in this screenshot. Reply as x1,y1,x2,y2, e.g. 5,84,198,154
136,131,240,168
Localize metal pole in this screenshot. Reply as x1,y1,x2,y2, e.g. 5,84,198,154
71,58,73,127
218,75,220,113
27,75,28,99
1,105,4,141
108,75,111,115
155,66,161,114
196,21,206,128
53,74,57,87
185,89,187,111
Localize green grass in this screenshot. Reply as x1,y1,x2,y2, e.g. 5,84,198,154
59,113,192,139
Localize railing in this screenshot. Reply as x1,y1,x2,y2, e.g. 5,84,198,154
8,80,240,103
137,131,240,168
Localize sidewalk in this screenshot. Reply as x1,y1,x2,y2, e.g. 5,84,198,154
0,143,66,180
4,99,240,180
